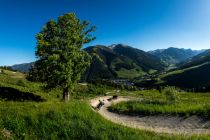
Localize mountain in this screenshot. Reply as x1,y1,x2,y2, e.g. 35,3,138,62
10,62,34,73
149,47,204,66
178,49,210,68
10,44,166,80
112,44,165,71
158,49,210,88
10,45,210,88
160,62,210,88
82,45,118,80
82,44,166,80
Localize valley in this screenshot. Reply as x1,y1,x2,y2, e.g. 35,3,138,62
10,45,210,91
1,1,210,139
1,44,210,139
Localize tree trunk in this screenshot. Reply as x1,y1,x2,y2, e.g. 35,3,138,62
63,88,70,101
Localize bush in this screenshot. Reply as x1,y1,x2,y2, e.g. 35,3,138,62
162,87,177,104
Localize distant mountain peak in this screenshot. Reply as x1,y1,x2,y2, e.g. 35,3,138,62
109,44,131,49
109,44,117,49
168,47,177,49
149,47,205,65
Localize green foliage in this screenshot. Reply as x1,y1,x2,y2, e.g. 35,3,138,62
28,13,95,94
162,86,177,104
73,83,112,99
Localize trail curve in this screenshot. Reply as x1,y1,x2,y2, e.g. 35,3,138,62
90,96,210,135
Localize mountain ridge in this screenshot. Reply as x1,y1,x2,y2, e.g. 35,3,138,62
82,44,166,80
10,44,166,80
149,47,205,65
157,49,210,88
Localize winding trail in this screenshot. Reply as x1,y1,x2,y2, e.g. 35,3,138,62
90,96,210,135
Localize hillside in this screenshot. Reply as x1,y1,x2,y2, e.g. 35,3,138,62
178,49,210,68
10,62,34,73
82,45,117,80
0,70,167,139
159,62,210,88
149,47,204,66
82,44,166,80
9,46,210,89
12,45,166,80
134,48,210,89
157,49,210,88
112,44,165,71
1,70,210,139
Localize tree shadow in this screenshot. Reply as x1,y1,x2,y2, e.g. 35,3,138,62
0,87,46,102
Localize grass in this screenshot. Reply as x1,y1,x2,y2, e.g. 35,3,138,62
160,62,210,79
155,62,210,85
109,89,210,118
2,100,210,140
110,100,210,117
116,68,145,79
0,71,210,139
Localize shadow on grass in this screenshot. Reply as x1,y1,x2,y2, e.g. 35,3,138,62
0,87,46,102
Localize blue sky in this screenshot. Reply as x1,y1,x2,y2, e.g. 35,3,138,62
0,0,210,65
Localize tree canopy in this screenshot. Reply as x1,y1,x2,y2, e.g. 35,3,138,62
28,13,95,100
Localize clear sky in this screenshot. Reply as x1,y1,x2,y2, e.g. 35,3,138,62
0,0,210,65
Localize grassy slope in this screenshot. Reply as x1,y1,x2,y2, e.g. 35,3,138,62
160,62,210,78
83,45,165,80
110,90,210,118
115,68,145,79
178,49,210,69
0,71,209,139
156,62,210,88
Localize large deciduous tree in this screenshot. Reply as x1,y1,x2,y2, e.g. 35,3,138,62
29,13,95,101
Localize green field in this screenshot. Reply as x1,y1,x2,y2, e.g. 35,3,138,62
115,68,145,79
110,89,210,118
155,62,210,88
0,71,210,139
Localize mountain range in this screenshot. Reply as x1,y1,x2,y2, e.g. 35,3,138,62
8,44,210,89
82,44,166,80
149,47,205,66
158,49,210,88
10,62,34,73
179,49,210,68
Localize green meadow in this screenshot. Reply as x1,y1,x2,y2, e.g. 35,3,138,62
0,70,209,139
110,88,210,118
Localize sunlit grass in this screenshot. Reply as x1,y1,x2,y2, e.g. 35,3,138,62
0,71,210,139
110,90,210,118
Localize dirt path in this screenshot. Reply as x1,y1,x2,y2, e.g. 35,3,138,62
90,96,210,135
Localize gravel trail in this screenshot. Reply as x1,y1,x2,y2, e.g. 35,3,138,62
90,96,210,135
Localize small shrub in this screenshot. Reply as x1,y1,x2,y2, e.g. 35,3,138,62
162,86,177,104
